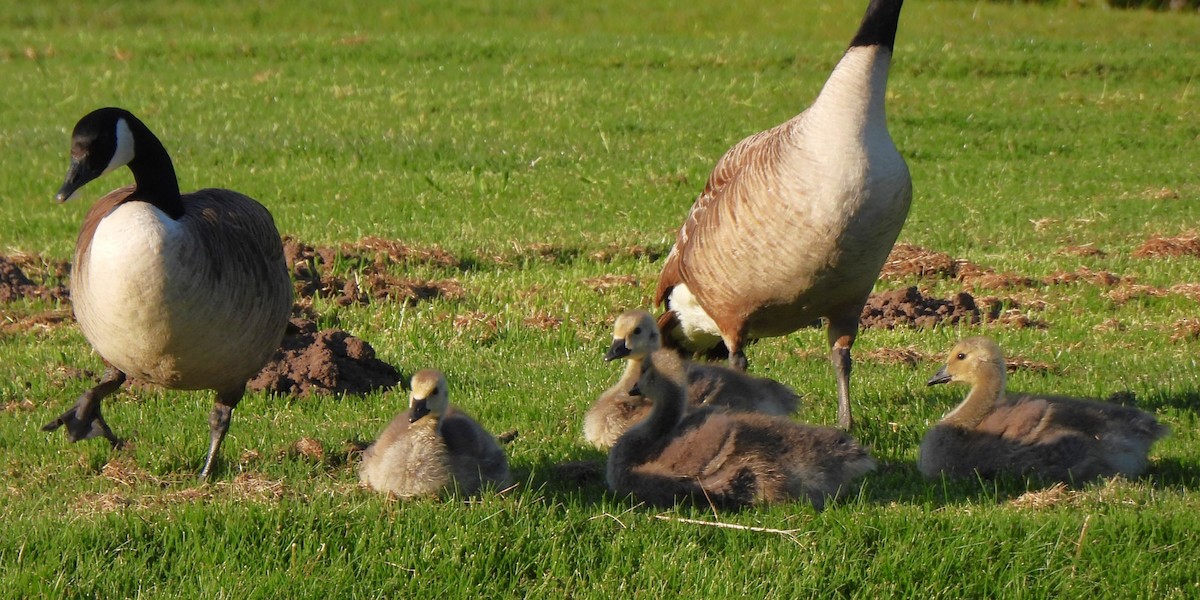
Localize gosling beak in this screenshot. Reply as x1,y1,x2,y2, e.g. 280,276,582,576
926,366,952,387
409,398,431,423
605,338,631,362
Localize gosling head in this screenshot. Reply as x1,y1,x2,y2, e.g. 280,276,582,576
927,337,1006,387
605,310,663,362
408,369,451,423
57,107,140,203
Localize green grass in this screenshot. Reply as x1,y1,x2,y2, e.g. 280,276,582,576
1,0,1199,596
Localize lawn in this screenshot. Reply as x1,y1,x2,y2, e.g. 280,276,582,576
1,0,1198,597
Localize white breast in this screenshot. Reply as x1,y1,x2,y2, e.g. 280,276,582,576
73,201,284,391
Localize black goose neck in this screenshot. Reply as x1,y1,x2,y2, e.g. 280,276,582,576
124,116,184,219
848,0,904,51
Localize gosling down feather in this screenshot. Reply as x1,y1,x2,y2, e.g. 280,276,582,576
607,352,875,510
654,0,912,430
360,370,510,498
42,107,292,478
584,309,800,449
920,337,1168,483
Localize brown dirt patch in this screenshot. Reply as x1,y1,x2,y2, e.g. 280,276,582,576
1170,318,1200,342
0,255,69,303
880,244,1035,291
1134,232,1200,258
1168,283,1200,302
0,308,73,335
588,244,665,263
1105,283,1167,305
862,347,931,368
1057,244,1106,258
523,311,563,331
446,310,502,336
990,310,1050,330
248,317,402,398
860,287,991,330
285,236,465,307
879,243,958,280
290,437,327,463
2,399,35,412
344,236,461,268
582,274,639,294
1004,356,1054,375
1042,267,1126,287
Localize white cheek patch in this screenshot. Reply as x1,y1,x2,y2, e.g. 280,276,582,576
102,118,135,174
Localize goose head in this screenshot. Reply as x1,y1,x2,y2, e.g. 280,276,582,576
605,310,663,362
408,369,451,424
57,107,139,203
927,337,1006,388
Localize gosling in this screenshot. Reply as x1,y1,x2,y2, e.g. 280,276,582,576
607,351,875,510
360,370,510,498
584,309,800,449
920,337,1168,483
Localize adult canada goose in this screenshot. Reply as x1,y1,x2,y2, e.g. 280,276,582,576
654,0,911,430
359,369,510,498
41,107,292,478
606,351,875,510
584,309,800,449
920,337,1168,483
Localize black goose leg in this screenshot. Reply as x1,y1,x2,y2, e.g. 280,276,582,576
42,365,126,447
199,387,243,479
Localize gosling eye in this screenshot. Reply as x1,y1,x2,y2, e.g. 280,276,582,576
956,352,967,360
633,326,642,335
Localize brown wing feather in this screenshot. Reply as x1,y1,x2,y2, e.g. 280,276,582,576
654,125,785,309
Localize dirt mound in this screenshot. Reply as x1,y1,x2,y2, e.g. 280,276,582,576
860,287,987,329
1042,267,1125,287
880,244,1036,290
1134,232,1200,258
1170,318,1200,342
0,255,68,303
346,236,460,268
248,317,402,398
285,236,465,307
879,243,959,280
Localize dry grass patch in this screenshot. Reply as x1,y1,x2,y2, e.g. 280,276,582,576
582,274,640,294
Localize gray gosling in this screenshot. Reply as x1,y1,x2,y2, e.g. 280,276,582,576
920,337,1168,483
607,352,875,510
360,370,510,498
42,107,292,478
584,310,800,449
654,0,912,430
